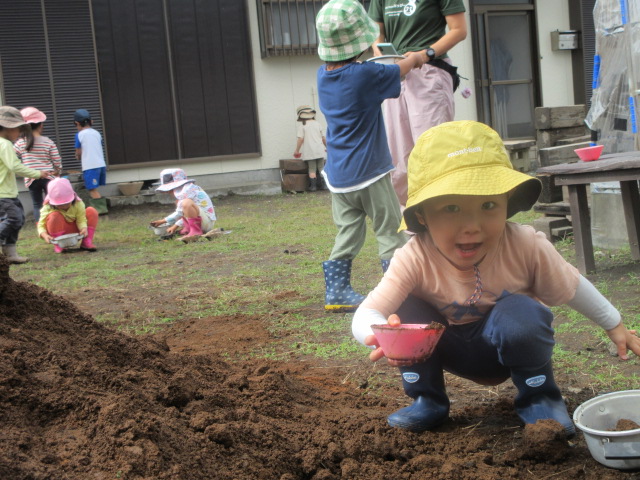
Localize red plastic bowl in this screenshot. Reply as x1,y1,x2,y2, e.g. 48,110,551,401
574,145,604,162
371,323,445,362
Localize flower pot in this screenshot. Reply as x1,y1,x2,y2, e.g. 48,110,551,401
118,181,144,196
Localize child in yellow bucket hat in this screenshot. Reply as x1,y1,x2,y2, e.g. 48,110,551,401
352,120,640,436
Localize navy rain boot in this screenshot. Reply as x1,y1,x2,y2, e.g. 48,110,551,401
510,361,576,437
387,358,450,432
322,259,366,312
381,259,390,273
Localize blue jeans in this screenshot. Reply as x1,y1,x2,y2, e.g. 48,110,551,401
396,294,555,386
0,197,26,246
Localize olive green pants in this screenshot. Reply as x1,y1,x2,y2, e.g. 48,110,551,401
329,174,407,261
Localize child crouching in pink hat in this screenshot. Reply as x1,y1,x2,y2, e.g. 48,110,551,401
37,178,98,253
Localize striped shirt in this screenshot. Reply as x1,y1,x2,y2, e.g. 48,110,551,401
14,136,62,187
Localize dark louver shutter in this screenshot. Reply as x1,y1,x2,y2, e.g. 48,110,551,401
0,0,102,172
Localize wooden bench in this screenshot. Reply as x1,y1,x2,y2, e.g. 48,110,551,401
537,152,640,273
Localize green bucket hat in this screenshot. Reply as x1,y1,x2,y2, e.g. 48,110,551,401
401,121,542,233
316,0,379,62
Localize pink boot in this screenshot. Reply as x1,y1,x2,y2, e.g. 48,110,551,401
178,217,203,243
80,227,97,252
51,231,66,254
179,222,190,235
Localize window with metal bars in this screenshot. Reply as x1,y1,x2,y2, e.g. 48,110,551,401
256,0,369,58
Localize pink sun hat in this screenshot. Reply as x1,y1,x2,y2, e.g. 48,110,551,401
45,178,81,206
20,106,47,124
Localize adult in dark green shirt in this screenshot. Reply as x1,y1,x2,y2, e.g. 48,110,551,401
369,0,467,209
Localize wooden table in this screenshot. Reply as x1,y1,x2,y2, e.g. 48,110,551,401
537,152,640,273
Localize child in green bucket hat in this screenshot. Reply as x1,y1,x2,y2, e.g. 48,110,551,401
316,0,426,311
352,120,640,436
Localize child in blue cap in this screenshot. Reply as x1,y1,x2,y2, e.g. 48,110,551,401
74,109,108,214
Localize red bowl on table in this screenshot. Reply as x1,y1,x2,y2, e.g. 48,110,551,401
574,145,604,162
371,323,445,362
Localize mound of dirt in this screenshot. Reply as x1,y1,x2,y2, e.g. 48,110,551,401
614,419,640,431
0,256,633,479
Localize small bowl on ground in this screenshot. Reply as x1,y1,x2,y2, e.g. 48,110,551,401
51,233,84,248
371,323,445,363
63,171,82,183
574,145,604,162
118,181,144,196
573,390,640,470
150,223,170,236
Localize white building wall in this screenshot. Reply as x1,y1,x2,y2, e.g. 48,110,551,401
535,0,575,107
451,1,477,122
42,0,578,188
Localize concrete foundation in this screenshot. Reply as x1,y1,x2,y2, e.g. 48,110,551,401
18,168,282,219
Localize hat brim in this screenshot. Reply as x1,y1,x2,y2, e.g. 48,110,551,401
317,9,379,62
49,195,76,206
23,112,47,124
155,179,194,192
0,118,27,128
400,165,541,232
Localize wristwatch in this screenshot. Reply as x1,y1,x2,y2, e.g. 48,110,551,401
426,47,436,62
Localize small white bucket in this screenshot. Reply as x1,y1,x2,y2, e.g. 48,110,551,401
573,390,640,470
51,233,84,248
150,224,170,236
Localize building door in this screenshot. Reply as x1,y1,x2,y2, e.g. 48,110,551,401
471,2,541,139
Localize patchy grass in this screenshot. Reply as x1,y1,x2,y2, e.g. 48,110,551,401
11,191,640,392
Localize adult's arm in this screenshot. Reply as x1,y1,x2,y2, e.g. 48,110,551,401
371,22,386,57
427,12,467,58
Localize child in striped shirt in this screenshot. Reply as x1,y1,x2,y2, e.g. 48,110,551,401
14,107,62,222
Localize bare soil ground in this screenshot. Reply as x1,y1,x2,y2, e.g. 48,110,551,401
1,198,639,480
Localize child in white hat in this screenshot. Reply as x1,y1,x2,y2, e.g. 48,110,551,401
293,105,326,192
0,106,53,264
38,177,99,253
315,0,426,311
352,120,640,436
150,168,217,243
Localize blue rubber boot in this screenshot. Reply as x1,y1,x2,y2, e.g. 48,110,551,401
510,361,576,437
322,259,366,312
381,259,390,273
387,358,450,432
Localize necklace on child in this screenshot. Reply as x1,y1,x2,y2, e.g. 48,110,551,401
463,265,483,306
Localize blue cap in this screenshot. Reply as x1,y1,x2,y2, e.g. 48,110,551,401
74,109,91,122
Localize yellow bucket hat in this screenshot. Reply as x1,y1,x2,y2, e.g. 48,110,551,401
401,121,542,233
